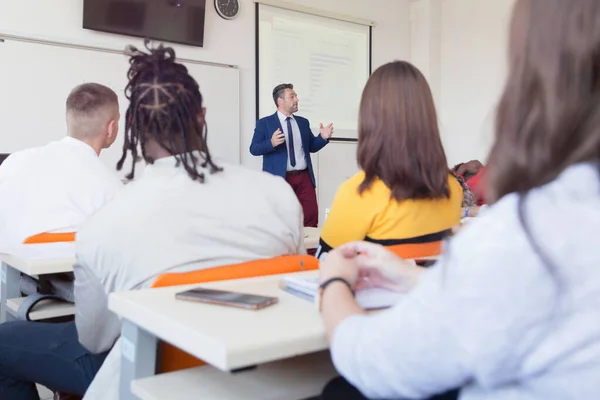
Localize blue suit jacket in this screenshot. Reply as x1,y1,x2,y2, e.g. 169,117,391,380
249,112,328,187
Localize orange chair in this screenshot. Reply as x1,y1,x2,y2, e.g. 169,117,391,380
23,232,76,244
151,254,319,373
387,241,443,260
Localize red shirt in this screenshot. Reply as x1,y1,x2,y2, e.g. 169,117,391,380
466,167,486,205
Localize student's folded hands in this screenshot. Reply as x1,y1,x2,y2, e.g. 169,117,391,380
319,241,424,294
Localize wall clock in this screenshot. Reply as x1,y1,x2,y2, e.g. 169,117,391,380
215,0,240,20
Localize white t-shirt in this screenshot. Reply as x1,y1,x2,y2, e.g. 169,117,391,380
76,153,305,400
0,136,123,258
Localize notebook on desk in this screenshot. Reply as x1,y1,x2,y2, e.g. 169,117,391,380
279,275,404,310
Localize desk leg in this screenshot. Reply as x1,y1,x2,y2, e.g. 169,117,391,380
1,262,20,323
119,319,157,400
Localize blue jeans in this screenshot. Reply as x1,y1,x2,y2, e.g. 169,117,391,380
0,321,108,399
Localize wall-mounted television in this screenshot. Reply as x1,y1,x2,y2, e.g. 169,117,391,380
83,0,207,47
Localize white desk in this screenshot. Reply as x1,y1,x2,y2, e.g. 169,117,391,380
0,253,75,276
131,351,336,400
0,253,75,322
109,271,326,399
303,227,320,250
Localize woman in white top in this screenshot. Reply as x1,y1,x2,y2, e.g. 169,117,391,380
316,0,600,399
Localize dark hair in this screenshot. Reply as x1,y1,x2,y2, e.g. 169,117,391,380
66,83,118,116
117,41,221,181
487,0,600,203
272,83,293,107
452,163,473,180
357,61,450,201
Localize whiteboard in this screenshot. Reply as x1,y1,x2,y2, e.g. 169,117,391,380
0,38,240,179
257,4,370,140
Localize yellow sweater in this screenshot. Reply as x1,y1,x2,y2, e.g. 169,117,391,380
316,172,462,258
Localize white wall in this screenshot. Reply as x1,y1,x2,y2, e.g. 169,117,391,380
0,0,411,170
410,0,516,165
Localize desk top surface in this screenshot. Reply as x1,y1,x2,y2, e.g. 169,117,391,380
0,227,320,274
0,253,75,275
109,271,326,371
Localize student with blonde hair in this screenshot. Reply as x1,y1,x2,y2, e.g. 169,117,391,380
0,83,122,258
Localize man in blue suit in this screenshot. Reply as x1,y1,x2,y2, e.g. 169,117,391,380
250,83,333,227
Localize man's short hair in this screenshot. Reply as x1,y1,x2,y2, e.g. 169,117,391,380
272,83,293,107
66,83,118,139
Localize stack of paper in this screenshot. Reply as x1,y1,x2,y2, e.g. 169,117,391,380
279,275,404,310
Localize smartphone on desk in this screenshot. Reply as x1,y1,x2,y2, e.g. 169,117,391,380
175,287,279,310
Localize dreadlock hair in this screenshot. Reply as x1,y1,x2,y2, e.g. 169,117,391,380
117,40,222,181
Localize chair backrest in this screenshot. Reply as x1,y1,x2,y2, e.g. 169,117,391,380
151,254,319,373
387,241,443,260
23,232,76,244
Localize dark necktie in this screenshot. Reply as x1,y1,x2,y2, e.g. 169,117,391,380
286,117,296,167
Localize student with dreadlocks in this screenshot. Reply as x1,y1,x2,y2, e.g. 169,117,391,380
0,42,304,400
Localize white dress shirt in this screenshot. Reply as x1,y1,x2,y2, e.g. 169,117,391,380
77,153,305,400
331,163,600,400
277,111,307,171
0,136,122,258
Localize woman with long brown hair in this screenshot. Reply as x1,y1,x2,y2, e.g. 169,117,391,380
316,0,600,399
316,61,462,260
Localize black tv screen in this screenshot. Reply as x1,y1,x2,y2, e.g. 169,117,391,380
83,0,207,47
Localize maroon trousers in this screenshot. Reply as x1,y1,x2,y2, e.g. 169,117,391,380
285,170,318,228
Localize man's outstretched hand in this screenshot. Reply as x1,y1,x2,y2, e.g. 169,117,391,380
319,123,334,140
